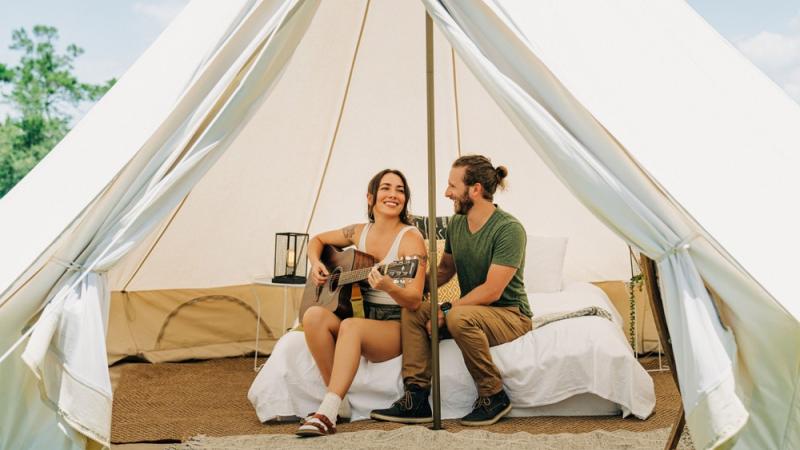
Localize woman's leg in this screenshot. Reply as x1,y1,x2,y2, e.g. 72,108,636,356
297,317,401,437
302,306,342,385
327,318,401,398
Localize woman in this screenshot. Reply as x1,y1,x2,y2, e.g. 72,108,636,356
296,169,426,437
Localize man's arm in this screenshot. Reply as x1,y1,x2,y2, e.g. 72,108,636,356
437,252,456,287
424,251,455,295
427,262,516,334
453,263,516,307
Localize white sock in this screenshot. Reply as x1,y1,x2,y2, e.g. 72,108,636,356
317,392,342,425
338,394,351,419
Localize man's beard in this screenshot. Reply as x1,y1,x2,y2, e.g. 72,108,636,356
454,191,473,215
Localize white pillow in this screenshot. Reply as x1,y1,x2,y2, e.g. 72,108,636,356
523,235,567,293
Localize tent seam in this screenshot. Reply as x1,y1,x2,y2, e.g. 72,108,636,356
304,0,371,234
119,195,190,291
450,47,462,157
121,291,143,355
153,294,275,349
160,30,273,178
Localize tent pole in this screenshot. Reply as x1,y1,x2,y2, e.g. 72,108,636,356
425,11,442,430
641,256,684,449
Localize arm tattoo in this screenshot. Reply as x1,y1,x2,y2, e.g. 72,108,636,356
342,224,356,240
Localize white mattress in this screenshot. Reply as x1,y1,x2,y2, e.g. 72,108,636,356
248,282,655,421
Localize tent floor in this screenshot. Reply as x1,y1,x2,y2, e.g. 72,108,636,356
110,356,683,445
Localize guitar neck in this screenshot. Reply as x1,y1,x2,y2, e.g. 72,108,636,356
339,264,388,285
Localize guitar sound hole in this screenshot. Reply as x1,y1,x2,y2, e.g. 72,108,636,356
328,268,342,291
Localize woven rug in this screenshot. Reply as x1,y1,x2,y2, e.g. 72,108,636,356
167,427,694,450
112,356,683,444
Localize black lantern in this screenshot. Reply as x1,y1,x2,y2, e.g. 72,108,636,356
273,232,308,284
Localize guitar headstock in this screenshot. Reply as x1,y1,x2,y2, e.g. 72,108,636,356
385,257,419,280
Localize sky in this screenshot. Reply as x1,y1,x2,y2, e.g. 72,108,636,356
689,0,800,101
1,0,799,119
0,0,189,118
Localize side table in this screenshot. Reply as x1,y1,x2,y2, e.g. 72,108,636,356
251,278,304,371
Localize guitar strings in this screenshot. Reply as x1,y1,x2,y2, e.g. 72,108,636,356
330,259,415,285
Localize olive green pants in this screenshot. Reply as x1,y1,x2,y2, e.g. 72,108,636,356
401,302,532,396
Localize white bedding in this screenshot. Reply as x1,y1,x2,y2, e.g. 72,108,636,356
248,282,655,421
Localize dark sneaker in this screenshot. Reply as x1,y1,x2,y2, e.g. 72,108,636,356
370,385,433,424
459,389,512,426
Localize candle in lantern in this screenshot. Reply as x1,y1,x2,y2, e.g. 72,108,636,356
273,232,308,284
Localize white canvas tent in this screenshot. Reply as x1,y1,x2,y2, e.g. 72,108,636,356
0,1,798,449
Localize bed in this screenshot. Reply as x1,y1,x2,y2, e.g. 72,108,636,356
248,281,655,422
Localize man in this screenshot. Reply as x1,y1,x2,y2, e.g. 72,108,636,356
371,154,532,426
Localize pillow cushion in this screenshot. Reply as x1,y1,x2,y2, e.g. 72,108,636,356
413,215,450,240
523,235,567,293
433,240,461,302
422,239,461,303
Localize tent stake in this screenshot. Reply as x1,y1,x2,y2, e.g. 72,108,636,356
425,11,442,430
641,256,684,449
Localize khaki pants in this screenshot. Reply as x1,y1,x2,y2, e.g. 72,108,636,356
401,302,532,397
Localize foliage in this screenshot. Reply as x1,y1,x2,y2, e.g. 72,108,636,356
627,273,644,350
0,25,115,197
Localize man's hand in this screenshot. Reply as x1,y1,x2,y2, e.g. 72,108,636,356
425,309,445,336
310,261,329,286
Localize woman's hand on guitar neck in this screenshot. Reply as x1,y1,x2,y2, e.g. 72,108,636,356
310,260,330,286
367,266,395,292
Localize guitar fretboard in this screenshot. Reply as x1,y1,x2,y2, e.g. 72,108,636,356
338,265,383,285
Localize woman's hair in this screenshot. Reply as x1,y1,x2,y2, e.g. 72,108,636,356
452,154,508,200
367,169,412,225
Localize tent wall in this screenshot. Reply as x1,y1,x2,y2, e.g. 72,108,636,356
106,284,300,364
105,280,657,364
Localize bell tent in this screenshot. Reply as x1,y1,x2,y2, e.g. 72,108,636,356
1,1,799,449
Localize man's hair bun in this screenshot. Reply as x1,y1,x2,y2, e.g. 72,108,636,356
496,165,508,180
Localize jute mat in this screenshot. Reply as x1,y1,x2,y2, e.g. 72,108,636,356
166,426,695,450
112,356,684,444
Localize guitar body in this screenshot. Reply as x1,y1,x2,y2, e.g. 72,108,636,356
299,245,377,321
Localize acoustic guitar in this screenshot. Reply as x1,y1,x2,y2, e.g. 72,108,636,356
299,244,419,321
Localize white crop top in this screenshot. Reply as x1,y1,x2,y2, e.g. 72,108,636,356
357,223,414,305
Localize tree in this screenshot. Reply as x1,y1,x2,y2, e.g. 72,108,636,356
0,25,115,197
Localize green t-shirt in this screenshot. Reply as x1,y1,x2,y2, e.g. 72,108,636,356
444,207,531,317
